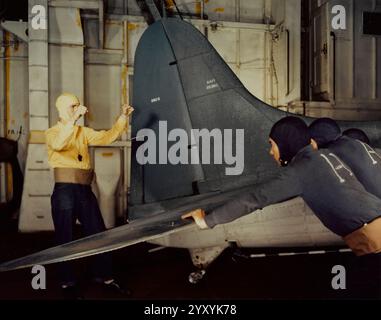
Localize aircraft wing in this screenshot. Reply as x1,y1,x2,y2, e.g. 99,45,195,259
0,214,193,272
0,211,195,272
0,187,251,272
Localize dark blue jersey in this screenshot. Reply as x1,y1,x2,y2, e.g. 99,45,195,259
327,136,381,199
206,145,381,237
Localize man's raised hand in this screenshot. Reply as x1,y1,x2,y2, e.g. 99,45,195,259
73,105,88,121
122,105,134,117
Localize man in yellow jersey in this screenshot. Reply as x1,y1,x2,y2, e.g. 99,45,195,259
45,93,134,298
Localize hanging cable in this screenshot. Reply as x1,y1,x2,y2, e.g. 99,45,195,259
172,0,183,20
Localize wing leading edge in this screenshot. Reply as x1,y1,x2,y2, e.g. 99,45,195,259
0,186,253,272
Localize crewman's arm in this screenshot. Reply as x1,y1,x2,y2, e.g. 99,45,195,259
83,115,128,146
84,105,133,146
204,168,303,228
45,120,76,151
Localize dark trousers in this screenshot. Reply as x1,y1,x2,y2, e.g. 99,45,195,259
51,183,112,285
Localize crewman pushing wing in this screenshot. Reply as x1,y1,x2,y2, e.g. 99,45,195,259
183,117,381,258
45,93,134,298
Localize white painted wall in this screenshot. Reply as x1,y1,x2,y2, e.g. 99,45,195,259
271,0,302,106
207,24,272,104
304,0,381,120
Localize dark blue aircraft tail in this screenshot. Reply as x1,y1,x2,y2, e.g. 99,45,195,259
130,18,284,209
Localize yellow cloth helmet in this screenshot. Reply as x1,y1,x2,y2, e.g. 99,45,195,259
55,93,80,121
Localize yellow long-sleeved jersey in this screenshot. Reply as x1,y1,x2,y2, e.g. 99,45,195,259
45,115,128,169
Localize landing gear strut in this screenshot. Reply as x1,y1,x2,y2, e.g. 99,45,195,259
187,245,228,284
188,269,206,284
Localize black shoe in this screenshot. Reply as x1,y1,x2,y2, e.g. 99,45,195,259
102,279,132,296
61,284,84,300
